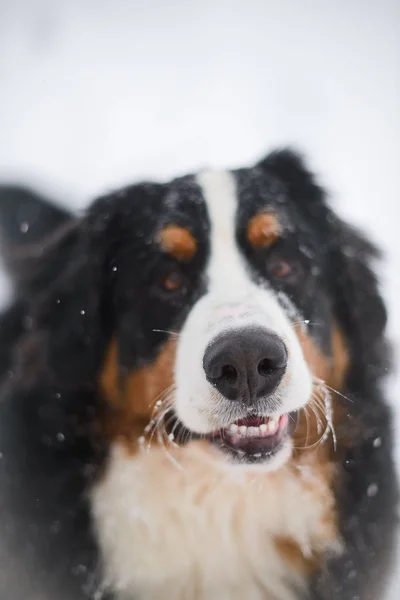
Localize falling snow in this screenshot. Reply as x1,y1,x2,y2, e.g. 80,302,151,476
367,483,379,498
19,221,29,233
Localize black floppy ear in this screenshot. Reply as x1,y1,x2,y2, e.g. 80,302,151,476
0,184,70,246
328,216,388,383
0,186,76,379
18,196,119,389
0,185,74,294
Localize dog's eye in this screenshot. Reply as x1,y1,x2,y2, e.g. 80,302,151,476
161,270,186,293
268,259,293,279
266,257,304,284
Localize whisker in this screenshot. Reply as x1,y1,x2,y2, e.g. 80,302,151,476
294,431,327,452
147,405,174,450
294,379,337,453
183,427,192,446
292,320,323,327
314,381,337,450
302,406,312,447
152,329,180,337
147,383,176,410
163,412,182,446
155,414,185,472
151,406,173,441
313,376,354,404
294,418,328,452
169,418,183,447
308,397,324,435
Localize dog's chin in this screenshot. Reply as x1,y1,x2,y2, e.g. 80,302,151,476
167,411,297,470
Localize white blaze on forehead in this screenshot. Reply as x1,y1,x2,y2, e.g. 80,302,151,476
195,170,237,241
194,169,288,334
195,169,246,291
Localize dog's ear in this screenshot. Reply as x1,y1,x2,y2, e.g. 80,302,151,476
0,184,70,243
0,185,73,293
0,186,79,381
327,217,388,383
15,195,120,389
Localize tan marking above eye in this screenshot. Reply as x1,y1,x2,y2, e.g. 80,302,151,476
159,225,197,261
247,212,281,249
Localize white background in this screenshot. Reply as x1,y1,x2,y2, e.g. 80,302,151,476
0,0,399,597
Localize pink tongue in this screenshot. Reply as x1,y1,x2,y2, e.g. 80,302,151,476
236,416,269,427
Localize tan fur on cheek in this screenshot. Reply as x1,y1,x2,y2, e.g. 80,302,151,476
291,324,349,467
295,324,349,389
99,338,177,448
330,326,350,391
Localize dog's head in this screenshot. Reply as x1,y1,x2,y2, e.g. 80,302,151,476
5,150,387,471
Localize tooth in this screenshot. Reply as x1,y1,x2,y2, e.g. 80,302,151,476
229,424,238,434
248,427,259,437
267,419,278,434
259,424,268,435
239,426,247,436
253,453,262,458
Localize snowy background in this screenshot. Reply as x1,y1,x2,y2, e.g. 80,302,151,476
0,0,399,597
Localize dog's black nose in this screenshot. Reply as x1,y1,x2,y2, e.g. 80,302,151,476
203,328,287,404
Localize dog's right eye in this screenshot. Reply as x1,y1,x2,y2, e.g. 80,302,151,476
160,269,187,294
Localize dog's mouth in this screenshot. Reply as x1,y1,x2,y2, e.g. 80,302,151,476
205,413,292,464
163,412,294,465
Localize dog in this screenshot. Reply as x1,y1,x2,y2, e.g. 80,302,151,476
0,149,397,600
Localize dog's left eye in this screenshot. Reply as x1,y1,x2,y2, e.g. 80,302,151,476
268,259,292,278
161,269,187,293
267,256,302,283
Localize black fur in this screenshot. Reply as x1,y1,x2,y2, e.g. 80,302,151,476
0,151,397,599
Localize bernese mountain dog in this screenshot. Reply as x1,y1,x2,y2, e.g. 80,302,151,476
0,150,397,600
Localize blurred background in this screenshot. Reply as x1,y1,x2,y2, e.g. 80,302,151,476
0,0,399,597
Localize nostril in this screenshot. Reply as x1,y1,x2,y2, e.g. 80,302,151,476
221,364,238,383
257,358,274,377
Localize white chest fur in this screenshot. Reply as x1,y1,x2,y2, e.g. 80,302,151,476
91,442,339,600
